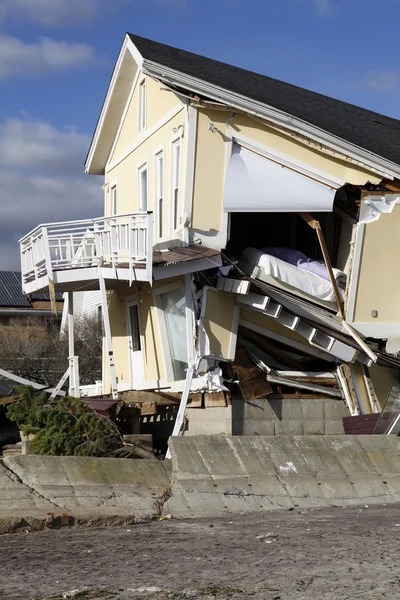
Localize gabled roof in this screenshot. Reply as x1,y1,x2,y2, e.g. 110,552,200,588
0,271,63,309
86,33,400,177
129,33,400,168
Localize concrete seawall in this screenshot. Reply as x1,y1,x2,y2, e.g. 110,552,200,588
1,435,399,531
165,435,400,517
0,455,171,529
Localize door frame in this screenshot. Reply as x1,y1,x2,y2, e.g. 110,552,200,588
126,298,145,390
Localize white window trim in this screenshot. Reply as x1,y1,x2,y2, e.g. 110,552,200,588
170,135,182,236
154,146,165,241
137,160,148,212
109,179,118,215
138,77,146,133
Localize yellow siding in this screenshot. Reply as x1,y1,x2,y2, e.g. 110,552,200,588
369,364,398,411
139,281,166,382
192,109,227,232
105,110,186,237
103,290,130,394
105,277,185,389
353,205,400,323
192,109,381,235
109,74,182,163
203,289,236,358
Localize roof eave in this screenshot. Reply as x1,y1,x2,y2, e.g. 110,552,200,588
85,34,144,176
142,59,400,181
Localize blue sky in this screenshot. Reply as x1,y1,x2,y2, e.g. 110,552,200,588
1,0,400,269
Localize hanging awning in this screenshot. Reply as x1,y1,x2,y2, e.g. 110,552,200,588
223,143,341,212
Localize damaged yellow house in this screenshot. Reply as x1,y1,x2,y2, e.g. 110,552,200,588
19,34,400,441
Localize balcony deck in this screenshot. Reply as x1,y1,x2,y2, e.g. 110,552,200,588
20,214,222,294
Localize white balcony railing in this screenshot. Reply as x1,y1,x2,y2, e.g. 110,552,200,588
20,213,153,290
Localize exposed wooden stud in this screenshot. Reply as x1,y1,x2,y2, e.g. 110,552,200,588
299,212,345,319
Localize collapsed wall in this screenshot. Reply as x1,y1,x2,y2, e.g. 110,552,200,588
165,435,400,517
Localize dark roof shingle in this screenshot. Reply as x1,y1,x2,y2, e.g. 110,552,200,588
0,272,63,308
128,33,400,167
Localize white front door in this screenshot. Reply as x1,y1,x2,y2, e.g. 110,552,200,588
127,301,145,389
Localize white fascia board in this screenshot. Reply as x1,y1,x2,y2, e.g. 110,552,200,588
142,60,400,180
85,35,144,174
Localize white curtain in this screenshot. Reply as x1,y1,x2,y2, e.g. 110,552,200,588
224,143,337,212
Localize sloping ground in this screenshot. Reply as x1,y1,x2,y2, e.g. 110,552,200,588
166,435,400,517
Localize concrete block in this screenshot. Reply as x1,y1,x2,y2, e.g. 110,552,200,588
324,420,345,435
280,400,304,421
241,419,275,436
274,419,303,435
186,406,232,436
302,400,324,421
303,420,325,435
323,400,349,420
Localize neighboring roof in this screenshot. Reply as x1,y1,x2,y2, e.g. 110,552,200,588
0,271,63,309
128,33,400,168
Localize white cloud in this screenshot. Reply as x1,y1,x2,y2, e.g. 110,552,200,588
0,35,101,80
356,69,400,93
298,0,340,17
312,0,340,16
0,0,183,27
0,118,102,270
0,0,101,27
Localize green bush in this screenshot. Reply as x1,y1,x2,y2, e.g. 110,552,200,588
7,386,123,457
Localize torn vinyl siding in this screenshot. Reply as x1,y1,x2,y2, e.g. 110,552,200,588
347,203,400,337
224,143,338,212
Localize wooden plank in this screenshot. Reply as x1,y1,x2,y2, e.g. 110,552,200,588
140,402,157,416
299,213,344,318
187,392,203,408
122,390,180,405
204,392,228,408
233,346,273,401
0,395,20,406
267,393,332,399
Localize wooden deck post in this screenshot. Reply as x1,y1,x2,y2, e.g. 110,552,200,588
68,291,80,397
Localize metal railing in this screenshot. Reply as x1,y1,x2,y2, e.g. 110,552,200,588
20,212,153,288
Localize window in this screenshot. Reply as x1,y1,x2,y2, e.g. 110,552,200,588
155,151,164,239
138,79,146,131
110,184,117,215
138,163,148,212
159,288,187,380
171,139,181,231
128,304,141,353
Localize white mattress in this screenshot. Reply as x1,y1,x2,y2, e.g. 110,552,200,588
240,247,344,303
